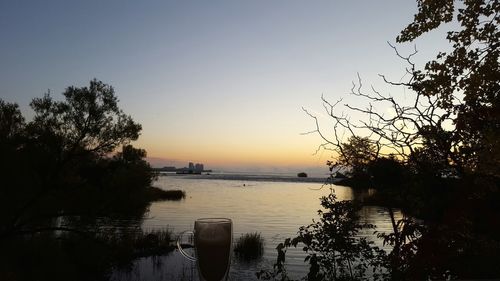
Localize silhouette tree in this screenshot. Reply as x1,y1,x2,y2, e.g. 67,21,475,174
304,0,499,190
299,0,500,279
1,80,145,239
28,79,141,156
0,100,25,140
0,80,172,281
335,136,378,178
397,0,500,177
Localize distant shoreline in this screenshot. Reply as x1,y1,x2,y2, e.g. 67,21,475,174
156,171,341,184
152,167,212,174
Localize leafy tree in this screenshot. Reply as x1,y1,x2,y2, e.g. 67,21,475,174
28,79,141,157
307,0,499,179
0,80,173,281
300,0,500,279
0,100,25,141
333,136,378,179
395,4,500,276
1,80,145,238
398,0,500,177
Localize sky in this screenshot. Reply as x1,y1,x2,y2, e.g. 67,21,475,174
0,1,451,174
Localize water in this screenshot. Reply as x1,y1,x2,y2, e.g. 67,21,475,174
112,174,401,281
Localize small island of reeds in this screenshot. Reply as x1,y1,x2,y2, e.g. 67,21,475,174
234,232,264,260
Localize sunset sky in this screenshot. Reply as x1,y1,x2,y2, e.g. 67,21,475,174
0,1,450,173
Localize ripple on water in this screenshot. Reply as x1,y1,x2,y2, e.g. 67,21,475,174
112,176,401,280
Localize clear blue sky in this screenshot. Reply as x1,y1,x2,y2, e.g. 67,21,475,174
0,1,450,173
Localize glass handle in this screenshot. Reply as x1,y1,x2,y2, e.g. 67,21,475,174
176,230,196,262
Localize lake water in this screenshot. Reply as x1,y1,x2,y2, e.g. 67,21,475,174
111,173,401,281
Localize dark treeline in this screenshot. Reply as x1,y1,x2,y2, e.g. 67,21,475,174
261,1,500,280
0,80,182,280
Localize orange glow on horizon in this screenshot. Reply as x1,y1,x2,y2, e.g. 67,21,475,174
134,135,331,168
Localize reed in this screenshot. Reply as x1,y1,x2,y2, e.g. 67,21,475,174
234,232,264,260
131,228,175,257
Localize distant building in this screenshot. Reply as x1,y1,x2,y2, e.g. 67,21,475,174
194,163,204,173
173,162,209,174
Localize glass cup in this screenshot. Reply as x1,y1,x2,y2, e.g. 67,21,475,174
177,218,233,281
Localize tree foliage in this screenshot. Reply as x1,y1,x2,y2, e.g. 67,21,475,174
0,80,167,281
28,79,141,156
299,0,500,279
398,0,500,176
0,79,154,235
306,0,500,179
330,136,378,179
0,100,25,140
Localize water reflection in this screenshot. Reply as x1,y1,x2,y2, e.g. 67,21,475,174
112,176,401,280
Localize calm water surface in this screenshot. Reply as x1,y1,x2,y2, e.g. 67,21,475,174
112,174,401,281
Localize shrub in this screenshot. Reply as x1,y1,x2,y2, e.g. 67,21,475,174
147,187,186,201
